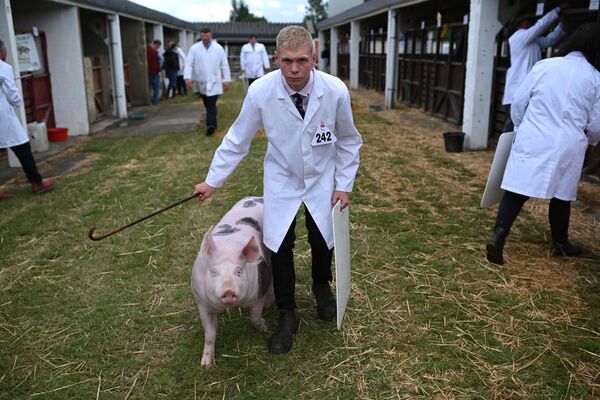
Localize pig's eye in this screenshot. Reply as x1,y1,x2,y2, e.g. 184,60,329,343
210,268,217,277
235,267,242,277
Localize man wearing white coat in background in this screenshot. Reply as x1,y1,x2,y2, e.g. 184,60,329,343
486,23,600,265
194,26,362,354
185,28,231,136
240,34,270,86
502,3,567,131
0,40,54,200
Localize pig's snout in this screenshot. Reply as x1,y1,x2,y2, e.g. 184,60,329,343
219,289,238,305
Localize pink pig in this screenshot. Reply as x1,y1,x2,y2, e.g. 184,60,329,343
191,197,273,366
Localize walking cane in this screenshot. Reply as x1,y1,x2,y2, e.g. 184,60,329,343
88,192,201,241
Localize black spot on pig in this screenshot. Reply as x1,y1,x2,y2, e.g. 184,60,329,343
236,217,261,232
214,224,241,236
243,200,257,208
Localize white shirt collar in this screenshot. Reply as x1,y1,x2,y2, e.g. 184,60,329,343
281,69,314,98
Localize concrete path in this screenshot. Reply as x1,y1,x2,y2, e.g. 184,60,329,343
0,100,204,187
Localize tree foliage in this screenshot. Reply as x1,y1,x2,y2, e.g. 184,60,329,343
230,0,267,23
304,0,328,34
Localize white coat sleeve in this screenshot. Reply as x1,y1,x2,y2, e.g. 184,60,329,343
184,48,193,80
520,7,560,45
177,48,186,74
511,65,537,128
240,47,246,72
586,84,600,146
334,89,362,192
536,23,565,49
221,48,231,83
205,94,261,188
1,64,22,107
262,47,270,70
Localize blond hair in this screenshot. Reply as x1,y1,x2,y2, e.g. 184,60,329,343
276,26,313,53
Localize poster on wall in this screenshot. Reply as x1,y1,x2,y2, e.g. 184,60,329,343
15,34,41,72
590,0,599,10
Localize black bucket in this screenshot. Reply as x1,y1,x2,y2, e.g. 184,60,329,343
443,132,465,152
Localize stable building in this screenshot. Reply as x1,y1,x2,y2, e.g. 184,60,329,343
1,0,198,137
317,0,599,150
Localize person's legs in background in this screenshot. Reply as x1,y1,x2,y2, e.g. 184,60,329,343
9,141,54,195
486,190,529,265
503,105,514,132
200,94,219,135
166,71,178,98
149,74,160,105
549,198,582,256
176,75,187,96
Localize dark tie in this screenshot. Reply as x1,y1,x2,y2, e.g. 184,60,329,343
292,93,305,118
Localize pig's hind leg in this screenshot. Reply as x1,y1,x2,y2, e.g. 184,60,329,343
197,304,218,366
249,301,267,331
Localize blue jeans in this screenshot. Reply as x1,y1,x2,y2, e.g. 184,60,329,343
149,74,160,104
166,70,178,89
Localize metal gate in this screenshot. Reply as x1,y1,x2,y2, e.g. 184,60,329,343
337,39,350,81
359,29,386,91
397,22,468,125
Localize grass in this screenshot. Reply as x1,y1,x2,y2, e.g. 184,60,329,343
1,80,599,399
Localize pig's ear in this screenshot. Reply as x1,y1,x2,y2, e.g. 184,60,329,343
242,236,260,262
201,226,217,257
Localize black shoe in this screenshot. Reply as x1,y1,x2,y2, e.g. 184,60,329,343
206,126,216,136
551,241,583,257
267,309,298,354
312,283,336,321
486,227,509,265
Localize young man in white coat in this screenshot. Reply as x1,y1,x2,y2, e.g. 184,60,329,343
194,26,362,354
184,28,231,136
502,3,567,131
487,23,600,265
240,34,270,86
0,40,54,200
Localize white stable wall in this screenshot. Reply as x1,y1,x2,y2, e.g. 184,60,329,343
330,27,338,77
462,0,501,150
349,20,360,90
14,4,89,135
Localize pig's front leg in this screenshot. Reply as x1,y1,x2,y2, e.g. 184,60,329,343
249,301,267,331
198,304,218,366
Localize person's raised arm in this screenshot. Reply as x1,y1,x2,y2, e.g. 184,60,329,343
519,7,560,45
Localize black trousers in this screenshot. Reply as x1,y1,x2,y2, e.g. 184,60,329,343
495,190,571,244
176,76,187,96
271,205,334,310
247,78,257,86
503,105,514,132
10,142,42,184
199,94,219,128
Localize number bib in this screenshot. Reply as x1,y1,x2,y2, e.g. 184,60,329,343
311,122,337,146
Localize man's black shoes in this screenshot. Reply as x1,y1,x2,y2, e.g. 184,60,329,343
267,309,298,354
486,226,509,265
551,241,583,257
312,283,336,321
206,126,216,136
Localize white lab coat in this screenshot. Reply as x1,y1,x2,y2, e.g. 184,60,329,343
502,7,565,105
205,69,363,252
502,52,600,201
184,40,231,96
176,47,186,77
0,60,29,148
240,42,270,79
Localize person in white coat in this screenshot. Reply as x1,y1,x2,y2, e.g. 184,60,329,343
502,3,567,131
240,34,270,86
184,28,231,136
487,23,600,265
176,42,187,96
0,40,54,200
193,26,362,354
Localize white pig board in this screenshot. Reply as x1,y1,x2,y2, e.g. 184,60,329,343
332,201,351,330
481,131,515,208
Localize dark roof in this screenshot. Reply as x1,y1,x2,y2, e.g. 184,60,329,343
194,21,305,42
316,0,427,30
62,0,198,30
